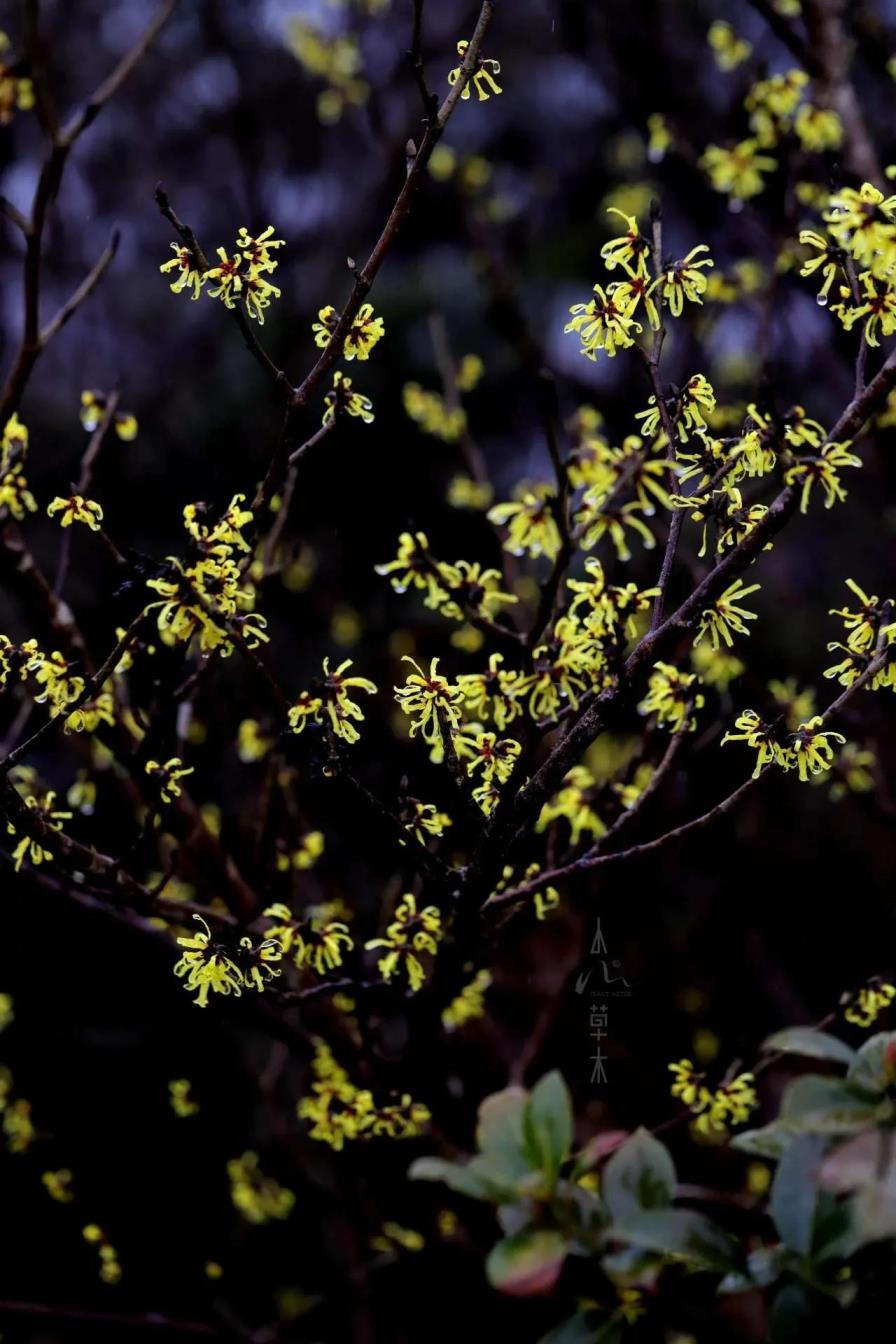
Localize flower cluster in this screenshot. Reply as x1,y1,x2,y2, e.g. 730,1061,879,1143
0,31,34,125
161,225,283,323
313,302,384,361
668,1059,758,1136
843,979,896,1028
824,578,896,692
447,39,502,102
145,494,267,657
264,903,354,975
227,1152,294,1224
298,1039,430,1150
287,657,377,745
722,709,846,780
172,915,282,1007
80,390,138,441
566,210,713,363
365,893,443,993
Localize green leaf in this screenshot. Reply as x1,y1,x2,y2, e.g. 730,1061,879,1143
476,1087,541,1185
409,1154,524,1203
769,1134,826,1254
601,1127,676,1221
779,1075,884,1135
486,1228,568,1297
730,1123,794,1160
846,1032,896,1095
811,1190,859,1263
612,1208,737,1271
762,1027,856,1068
524,1071,574,1180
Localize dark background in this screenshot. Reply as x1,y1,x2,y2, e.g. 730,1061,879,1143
1,0,896,1339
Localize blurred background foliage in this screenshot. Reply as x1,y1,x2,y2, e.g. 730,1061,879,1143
2,0,896,1339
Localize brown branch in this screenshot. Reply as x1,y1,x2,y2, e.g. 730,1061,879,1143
245,3,496,518
0,611,146,774
1,229,120,423
0,195,29,236
489,643,892,907
54,389,121,595
0,1299,217,1338
801,0,881,183
0,0,177,422
58,0,179,148
464,340,896,899
409,0,439,125
154,184,289,393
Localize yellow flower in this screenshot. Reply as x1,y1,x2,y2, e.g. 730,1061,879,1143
228,1152,294,1224
323,370,374,425
394,656,463,746
242,268,281,324
82,1225,121,1283
47,494,103,530
721,709,791,777
794,104,842,152
370,1222,425,1254
404,383,466,441
204,247,244,307
399,796,452,846
0,468,37,519
173,915,282,1007
537,766,606,847
160,243,205,299
600,208,652,272
638,662,704,733
767,677,816,730
0,993,11,1031
442,970,492,1031
80,390,138,440
0,32,34,125
700,140,776,205
835,270,896,347
237,718,273,762
169,1079,200,1117
844,980,896,1028
647,112,672,163
650,246,714,317
695,580,760,650
313,302,384,360
433,559,517,623
565,283,642,359
669,1059,758,1133
366,892,443,994
293,919,354,975
708,21,752,71
145,757,193,804
448,474,493,509
788,716,845,782
7,788,72,871
447,39,502,101
1,411,28,467
236,224,285,272
42,1168,74,1202
488,486,562,560
784,441,861,513
287,657,377,745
